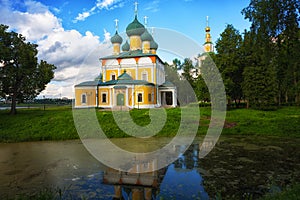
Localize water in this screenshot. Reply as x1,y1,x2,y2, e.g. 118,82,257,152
1,136,300,199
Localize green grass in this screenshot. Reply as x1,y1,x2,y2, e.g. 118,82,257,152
223,106,300,137
0,105,300,142
0,106,78,142
260,183,300,200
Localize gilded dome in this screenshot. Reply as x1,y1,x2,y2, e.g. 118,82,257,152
111,31,123,44
126,15,145,36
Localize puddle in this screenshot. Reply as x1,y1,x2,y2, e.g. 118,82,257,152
0,136,299,199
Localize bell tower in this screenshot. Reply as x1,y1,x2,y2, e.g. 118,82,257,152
203,16,214,53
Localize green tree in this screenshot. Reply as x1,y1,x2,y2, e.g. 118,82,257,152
242,0,280,109
0,24,56,114
275,1,300,104
214,24,243,108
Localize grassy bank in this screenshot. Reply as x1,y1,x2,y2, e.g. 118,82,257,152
0,106,299,142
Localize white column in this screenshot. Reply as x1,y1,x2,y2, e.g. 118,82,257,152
172,89,176,107
110,88,113,107
103,66,106,82
136,64,138,80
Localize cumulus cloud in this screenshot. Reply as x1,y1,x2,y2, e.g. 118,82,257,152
0,0,113,98
73,0,125,22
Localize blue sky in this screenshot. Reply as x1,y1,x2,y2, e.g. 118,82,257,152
0,0,251,98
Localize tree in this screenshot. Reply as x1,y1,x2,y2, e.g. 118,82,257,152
242,0,300,108
214,24,243,107
242,0,281,109
0,24,56,114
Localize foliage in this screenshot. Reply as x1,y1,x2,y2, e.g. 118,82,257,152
214,24,244,108
241,0,300,109
260,183,300,200
0,24,56,115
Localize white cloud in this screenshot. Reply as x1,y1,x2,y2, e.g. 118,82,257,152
0,0,113,99
73,0,125,22
144,0,160,13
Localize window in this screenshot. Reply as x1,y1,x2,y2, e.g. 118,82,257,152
137,93,143,103
102,93,107,103
148,93,151,102
81,94,86,104
111,74,116,80
151,92,154,102
142,71,148,81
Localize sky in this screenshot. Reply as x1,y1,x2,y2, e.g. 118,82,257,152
0,0,251,99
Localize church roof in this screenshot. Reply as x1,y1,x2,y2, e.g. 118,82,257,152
101,71,154,86
141,29,153,41
150,40,158,50
122,40,130,51
75,81,99,87
126,15,145,36
100,49,164,64
111,31,123,44
159,81,175,88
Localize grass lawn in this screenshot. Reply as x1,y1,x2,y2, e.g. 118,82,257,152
0,105,299,142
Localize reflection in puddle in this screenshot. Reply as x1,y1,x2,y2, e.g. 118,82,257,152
1,136,299,199
0,139,208,199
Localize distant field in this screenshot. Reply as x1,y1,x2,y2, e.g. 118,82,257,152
0,105,299,142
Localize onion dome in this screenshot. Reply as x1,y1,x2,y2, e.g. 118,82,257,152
150,39,158,50
126,15,145,36
122,40,130,51
141,29,153,41
111,31,123,44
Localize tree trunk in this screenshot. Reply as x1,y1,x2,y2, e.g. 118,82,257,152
294,72,298,105
10,86,18,115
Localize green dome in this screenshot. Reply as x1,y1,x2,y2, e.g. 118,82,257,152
150,40,158,50
141,29,153,41
126,15,145,36
122,40,130,51
111,31,123,44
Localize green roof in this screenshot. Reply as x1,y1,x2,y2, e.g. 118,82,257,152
126,15,145,36
122,40,130,51
118,71,133,80
141,29,153,41
75,81,99,87
111,31,123,44
150,40,158,49
159,81,175,88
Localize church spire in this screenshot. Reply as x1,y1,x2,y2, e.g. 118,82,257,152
204,16,214,53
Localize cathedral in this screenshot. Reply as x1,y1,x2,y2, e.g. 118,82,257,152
74,4,177,109
74,4,213,109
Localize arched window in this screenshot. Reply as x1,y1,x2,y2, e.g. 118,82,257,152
111,72,116,80
142,71,148,81
137,93,143,103
81,94,86,104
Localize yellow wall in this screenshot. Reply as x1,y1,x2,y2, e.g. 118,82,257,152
138,67,152,81
142,41,150,53
130,35,142,50
75,88,96,107
98,88,110,106
134,86,156,105
105,69,119,81
113,44,120,55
